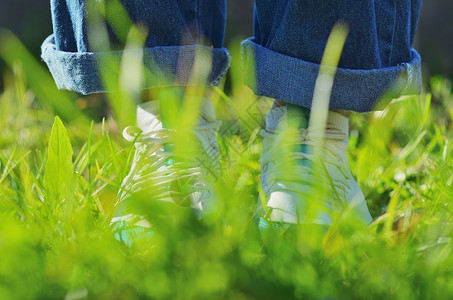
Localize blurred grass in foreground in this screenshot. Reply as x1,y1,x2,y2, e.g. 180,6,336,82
1,28,453,299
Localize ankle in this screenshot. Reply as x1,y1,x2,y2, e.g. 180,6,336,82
332,110,350,117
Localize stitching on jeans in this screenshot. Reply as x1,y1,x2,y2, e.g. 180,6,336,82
196,0,200,41
211,54,231,85
401,62,414,94
387,2,397,67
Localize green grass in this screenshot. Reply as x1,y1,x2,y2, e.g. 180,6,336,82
1,29,453,299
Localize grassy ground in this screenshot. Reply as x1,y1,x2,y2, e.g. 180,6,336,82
1,31,453,299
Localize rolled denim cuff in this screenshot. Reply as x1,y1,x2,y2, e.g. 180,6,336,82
41,34,231,95
241,38,422,112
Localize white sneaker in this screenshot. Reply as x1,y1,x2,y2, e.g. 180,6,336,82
111,98,222,243
259,105,372,227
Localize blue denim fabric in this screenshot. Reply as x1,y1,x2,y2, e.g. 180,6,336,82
243,0,422,112
42,0,230,94
42,0,422,112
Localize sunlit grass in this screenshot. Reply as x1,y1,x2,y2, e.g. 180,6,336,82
1,27,453,299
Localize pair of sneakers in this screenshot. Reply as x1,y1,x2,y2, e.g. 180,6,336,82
111,98,372,245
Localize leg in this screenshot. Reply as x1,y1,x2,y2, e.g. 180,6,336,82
42,0,228,245
249,0,422,226
243,0,422,112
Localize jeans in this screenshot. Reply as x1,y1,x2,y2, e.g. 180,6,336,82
41,0,422,112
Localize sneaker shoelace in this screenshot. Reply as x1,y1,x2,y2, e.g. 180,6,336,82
260,123,352,203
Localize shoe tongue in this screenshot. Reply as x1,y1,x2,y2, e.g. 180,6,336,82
265,105,310,131
326,111,349,133
266,105,349,134
136,98,216,131
200,98,216,123
266,106,288,131
136,101,163,133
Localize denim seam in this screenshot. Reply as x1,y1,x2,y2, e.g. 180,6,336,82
212,53,231,85
195,0,200,40
388,3,397,66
